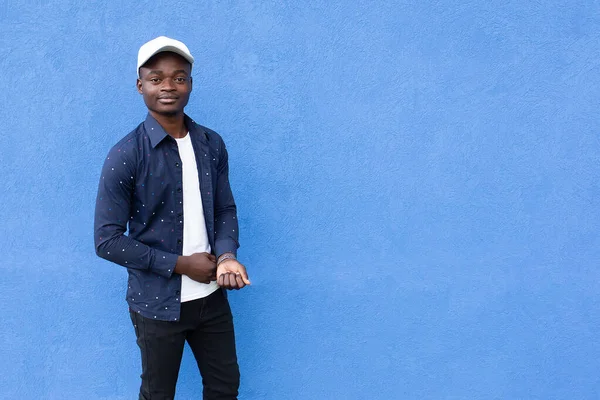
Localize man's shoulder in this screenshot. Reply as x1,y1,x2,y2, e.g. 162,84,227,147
192,121,223,140
108,122,146,154
195,122,219,136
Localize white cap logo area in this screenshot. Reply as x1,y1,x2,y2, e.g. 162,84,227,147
137,36,194,77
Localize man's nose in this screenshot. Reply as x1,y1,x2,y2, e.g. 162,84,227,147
161,79,176,91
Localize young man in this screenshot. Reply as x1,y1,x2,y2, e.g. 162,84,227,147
94,36,250,400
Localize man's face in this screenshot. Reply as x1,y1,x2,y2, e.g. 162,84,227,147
137,52,192,116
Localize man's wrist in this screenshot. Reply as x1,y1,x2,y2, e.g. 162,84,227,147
174,255,189,275
217,252,236,265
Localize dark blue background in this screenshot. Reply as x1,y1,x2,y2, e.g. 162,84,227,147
1,1,599,399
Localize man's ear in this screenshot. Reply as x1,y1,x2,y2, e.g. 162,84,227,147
136,78,143,94
189,76,193,92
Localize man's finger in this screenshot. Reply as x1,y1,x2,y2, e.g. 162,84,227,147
221,273,228,288
229,273,240,290
222,273,229,288
230,273,240,290
224,273,233,289
234,274,245,289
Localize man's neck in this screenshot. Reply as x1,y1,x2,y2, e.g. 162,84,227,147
150,111,187,138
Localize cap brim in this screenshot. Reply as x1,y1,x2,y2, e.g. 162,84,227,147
138,46,195,76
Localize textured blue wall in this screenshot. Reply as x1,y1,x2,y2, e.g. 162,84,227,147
1,1,600,399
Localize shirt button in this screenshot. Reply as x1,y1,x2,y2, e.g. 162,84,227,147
176,290,180,295
177,188,182,193
177,239,182,244
175,162,180,167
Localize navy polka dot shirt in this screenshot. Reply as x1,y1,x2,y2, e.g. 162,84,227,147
94,113,239,321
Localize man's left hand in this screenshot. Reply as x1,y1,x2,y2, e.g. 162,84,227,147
217,259,251,290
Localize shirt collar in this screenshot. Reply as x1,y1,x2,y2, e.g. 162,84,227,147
143,113,209,148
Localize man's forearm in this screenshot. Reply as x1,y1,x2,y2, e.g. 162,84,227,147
213,137,240,259
95,233,178,278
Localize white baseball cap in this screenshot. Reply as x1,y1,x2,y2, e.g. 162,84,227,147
137,36,194,77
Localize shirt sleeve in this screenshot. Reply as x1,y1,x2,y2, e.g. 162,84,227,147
94,143,177,278
213,137,240,258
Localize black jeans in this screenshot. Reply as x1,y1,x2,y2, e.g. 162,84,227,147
129,289,240,400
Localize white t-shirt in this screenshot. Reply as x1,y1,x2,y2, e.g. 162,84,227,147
174,132,219,302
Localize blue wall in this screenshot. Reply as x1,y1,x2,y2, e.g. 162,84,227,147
1,1,599,399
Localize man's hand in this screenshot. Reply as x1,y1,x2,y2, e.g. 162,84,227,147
175,252,217,283
217,259,251,290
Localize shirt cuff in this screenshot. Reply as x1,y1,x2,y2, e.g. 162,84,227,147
214,238,239,259
151,249,178,278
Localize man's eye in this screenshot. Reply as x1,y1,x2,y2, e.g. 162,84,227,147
150,78,161,83
175,77,186,83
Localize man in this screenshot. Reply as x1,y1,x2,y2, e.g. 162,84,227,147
94,36,250,400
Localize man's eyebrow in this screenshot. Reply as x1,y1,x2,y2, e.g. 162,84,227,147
144,69,189,76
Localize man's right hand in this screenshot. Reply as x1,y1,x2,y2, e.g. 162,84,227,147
175,252,217,283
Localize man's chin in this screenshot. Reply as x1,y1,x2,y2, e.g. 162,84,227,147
151,107,182,117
